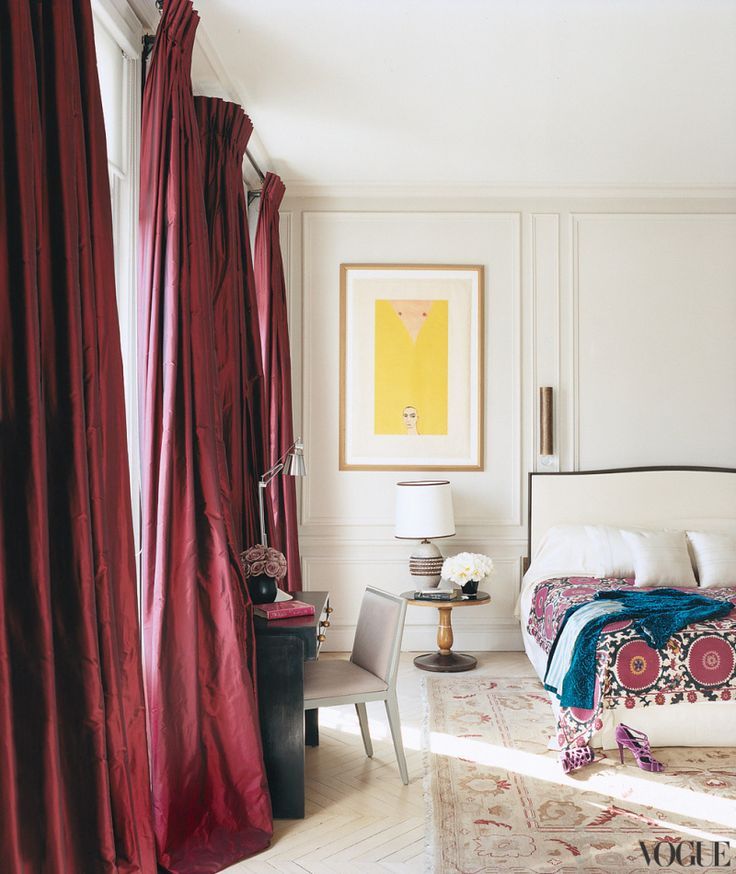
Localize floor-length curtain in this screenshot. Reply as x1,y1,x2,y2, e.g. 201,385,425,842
138,2,272,872
195,97,271,553
253,173,302,591
0,1,156,871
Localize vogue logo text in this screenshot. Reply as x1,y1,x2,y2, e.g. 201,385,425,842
639,840,731,867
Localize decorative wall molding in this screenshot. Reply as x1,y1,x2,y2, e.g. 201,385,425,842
92,0,143,56
571,214,582,470
300,554,522,581
280,211,293,326
530,214,561,473
282,183,736,201
301,555,523,654
299,518,526,530
570,211,736,471
299,209,523,531
291,199,736,651
298,528,528,546
321,622,524,654
299,543,526,560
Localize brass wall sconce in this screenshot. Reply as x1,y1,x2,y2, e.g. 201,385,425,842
539,387,554,457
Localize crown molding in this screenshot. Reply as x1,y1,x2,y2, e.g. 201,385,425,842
124,0,157,31
281,181,736,202
92,0,145,55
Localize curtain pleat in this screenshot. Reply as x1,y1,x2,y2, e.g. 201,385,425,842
253,174,302,591
194,97,271,555
138,2,273,871
0,0,156,871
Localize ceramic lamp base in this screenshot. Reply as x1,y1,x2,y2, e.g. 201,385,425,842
409,539,443,587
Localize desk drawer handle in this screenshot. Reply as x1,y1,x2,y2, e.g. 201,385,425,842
325,606,334,614
320,620,330,628
318,633,326,643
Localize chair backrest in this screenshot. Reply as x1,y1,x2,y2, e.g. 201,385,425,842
350,587,407,686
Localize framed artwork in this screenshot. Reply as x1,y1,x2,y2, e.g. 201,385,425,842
340,264,484,471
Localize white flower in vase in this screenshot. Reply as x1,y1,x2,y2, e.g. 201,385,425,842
440,552,494,594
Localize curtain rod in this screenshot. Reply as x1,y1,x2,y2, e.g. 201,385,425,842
246,146,265,205
245,148,265,188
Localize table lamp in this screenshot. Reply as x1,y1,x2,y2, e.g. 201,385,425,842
395,480,455,587
258,438,306,546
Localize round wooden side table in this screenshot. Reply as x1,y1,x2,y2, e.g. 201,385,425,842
401,590,491,672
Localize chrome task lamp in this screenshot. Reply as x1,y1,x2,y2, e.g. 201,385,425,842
258,438,306,546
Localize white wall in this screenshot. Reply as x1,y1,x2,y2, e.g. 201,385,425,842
280,194,736,652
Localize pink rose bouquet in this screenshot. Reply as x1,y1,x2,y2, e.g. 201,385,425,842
240,545,287,580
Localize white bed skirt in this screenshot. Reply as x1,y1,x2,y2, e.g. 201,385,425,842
521,623,736,750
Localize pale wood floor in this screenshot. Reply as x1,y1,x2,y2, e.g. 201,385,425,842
225,652,535,874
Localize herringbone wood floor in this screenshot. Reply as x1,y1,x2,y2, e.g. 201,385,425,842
225,652,534,874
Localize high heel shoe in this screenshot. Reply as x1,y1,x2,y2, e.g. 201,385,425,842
560,745,594,773
615,723,665,772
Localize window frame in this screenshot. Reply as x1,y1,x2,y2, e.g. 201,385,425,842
92,0,143,583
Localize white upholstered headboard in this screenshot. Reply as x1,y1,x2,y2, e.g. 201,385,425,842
528,467,736,559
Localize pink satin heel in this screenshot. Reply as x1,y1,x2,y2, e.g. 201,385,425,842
615,723,665,772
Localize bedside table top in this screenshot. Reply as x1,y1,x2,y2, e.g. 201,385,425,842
400,590,490,607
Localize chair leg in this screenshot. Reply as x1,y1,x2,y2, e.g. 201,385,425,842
355,702,373,758
384,692,409,785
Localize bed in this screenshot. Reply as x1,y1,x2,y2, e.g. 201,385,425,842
519,466,736,751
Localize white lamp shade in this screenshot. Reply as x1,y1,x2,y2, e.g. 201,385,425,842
394,480,455,540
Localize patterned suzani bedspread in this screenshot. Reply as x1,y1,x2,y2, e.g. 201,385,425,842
526,577,736,750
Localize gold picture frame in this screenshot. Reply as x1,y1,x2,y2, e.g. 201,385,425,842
339,263,484,471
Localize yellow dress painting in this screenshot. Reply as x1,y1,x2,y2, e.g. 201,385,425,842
374,299,448,435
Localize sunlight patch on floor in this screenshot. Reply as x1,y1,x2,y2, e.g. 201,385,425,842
318,706,422,749
425,731,736,832
584,799,735,846
318,707,736,833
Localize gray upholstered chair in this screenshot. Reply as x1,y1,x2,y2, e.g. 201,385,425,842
303,587,409,784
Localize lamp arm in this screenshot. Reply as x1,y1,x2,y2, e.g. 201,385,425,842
258,460,287,546
260,440,298,484
258,481,269,546
259,460,285,488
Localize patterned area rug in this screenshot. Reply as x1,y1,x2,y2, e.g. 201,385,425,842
423,677,736,873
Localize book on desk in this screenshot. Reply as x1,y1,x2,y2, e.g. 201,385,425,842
254,599,316,620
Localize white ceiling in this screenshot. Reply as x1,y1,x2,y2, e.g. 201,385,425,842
192,0,736,191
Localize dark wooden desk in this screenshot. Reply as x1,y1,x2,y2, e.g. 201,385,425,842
254,591,329,819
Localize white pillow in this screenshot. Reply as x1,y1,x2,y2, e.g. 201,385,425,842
584,525,637,578
524,524,602,587
687,531,736,588
620,529,697,588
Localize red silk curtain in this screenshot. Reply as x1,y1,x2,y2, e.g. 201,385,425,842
195,97,271,552
254,174,302,591
0,1,156,871
138,2,272,871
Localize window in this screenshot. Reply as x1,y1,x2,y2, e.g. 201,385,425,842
92,1,142,564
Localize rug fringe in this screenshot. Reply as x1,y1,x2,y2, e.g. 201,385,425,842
420,675,437,874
